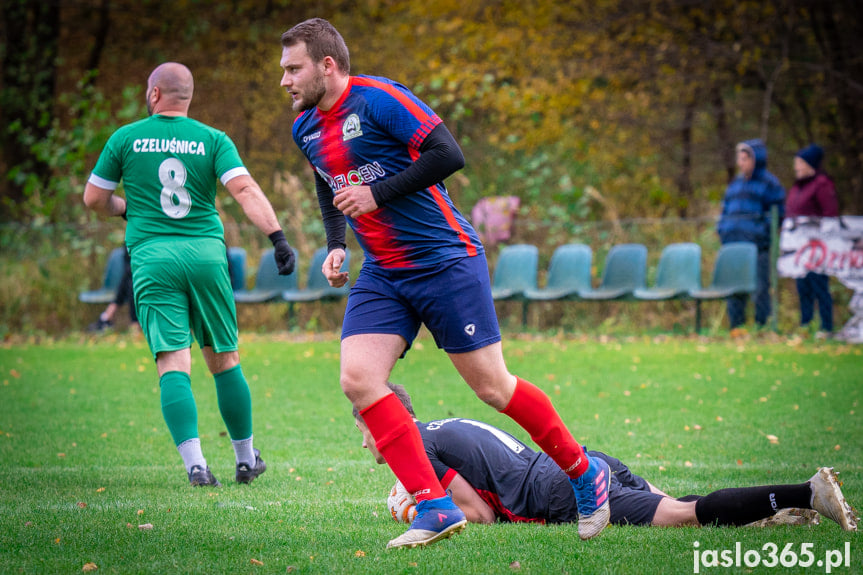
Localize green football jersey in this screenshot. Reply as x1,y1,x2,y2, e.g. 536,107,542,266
89,114,248,249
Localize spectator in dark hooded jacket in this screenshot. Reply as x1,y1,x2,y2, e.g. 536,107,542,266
785,144,839,337
717,139,786,329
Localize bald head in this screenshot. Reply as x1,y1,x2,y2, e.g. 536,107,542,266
146,62,194,116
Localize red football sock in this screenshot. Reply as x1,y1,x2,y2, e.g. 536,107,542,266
360,392,446,502
501,377,590,478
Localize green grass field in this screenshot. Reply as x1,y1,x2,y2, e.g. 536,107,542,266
1,333,861,574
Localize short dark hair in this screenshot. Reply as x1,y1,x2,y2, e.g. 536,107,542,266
352,382,415,420
281,18,350,75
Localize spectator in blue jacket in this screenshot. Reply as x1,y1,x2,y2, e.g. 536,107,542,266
717,139,786,329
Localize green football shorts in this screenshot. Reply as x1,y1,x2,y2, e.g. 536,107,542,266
131,236,238,358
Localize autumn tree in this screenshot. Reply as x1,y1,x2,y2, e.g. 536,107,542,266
3,0,862,226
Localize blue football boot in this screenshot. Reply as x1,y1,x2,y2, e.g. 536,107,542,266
570,455,611,539
386,494,467,549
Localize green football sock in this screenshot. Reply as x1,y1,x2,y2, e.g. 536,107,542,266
214,364,253,441
159,371,199,446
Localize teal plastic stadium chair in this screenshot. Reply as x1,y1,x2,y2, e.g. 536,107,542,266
578,244,647,300
690,242,757,333
491,244,538,327
282,247,351,327
227,247,247,292
491,244,539,301
234,248,298,304
79,247,127,304
282,247,351,303
633,243,702,300
524,244,592,301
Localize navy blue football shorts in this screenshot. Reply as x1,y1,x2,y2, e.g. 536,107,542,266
342,255,502,354
590,450,664,526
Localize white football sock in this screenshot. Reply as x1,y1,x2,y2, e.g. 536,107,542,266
177,438,207,473
232,436,254,467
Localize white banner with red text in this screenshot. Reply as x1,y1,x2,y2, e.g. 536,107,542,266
778,216,863,342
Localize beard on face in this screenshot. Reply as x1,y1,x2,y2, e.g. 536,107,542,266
292,71,326,112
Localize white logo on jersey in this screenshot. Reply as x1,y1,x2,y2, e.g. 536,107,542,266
133,138,206,155
425,418,460,431
342,114,363,141
316,162,386,191
464,323,476,336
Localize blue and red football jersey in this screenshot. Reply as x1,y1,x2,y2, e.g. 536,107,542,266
292,75,483,269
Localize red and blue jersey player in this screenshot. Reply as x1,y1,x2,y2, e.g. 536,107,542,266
281,17,611,549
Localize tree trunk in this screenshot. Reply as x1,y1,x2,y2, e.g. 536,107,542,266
84,0,111,85
675,95,695,216
711,84,735,183
808,0,863,212
0,0,60,222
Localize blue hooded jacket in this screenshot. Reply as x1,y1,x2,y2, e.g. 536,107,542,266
717,139,786,249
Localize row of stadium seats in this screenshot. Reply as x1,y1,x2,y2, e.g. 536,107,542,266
231,246,350,304
80,242,757,333
79,246,351,327
490,242,758,332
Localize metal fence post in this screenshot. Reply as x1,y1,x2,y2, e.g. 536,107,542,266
770,205,779,333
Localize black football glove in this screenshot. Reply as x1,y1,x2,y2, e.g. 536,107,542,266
268,230,296,275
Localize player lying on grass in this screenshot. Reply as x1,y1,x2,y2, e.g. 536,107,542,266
355,383,857,532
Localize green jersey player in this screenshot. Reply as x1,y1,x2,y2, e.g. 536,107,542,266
84,62,295,487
